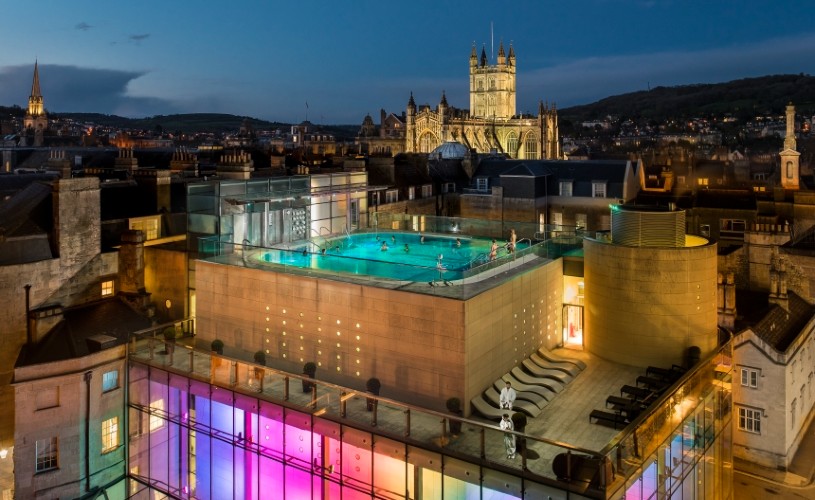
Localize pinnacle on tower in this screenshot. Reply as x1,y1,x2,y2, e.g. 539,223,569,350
440,91,448,107
480,45,488,67
31,60,42,98
408,92,416,108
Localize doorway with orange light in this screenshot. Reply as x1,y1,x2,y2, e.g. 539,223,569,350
562,276,584,349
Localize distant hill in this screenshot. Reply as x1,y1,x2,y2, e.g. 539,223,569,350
559,74,815,123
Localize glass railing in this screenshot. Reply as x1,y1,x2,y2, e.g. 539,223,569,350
128,325,613,495
601,342,734,498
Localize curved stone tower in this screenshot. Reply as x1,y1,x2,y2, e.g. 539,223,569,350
584,205,718,368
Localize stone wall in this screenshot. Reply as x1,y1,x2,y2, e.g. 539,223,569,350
583,238,719,368
194,256,564,414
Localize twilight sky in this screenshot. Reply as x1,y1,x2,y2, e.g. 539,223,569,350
1,0,814,124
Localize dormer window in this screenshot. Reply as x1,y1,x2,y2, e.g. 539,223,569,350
592,181,607,198
559,181,573,197
476,178,488,192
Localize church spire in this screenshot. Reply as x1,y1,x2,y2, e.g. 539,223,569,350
31,60,42,98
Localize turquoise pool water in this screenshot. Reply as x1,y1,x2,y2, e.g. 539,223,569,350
260,232,525,282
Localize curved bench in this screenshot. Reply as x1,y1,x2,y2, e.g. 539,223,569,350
511,367,565,393
533,351,582,377
522,359,571,385
539,347,587,371
500,374,557,401
483,388,541,418
530,353,578,379
470,394,508,421
491,379,549,409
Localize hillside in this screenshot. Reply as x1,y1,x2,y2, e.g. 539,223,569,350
559,74,815,123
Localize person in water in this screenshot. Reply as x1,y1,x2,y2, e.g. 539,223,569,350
455,238,461,248
381,241,388,251
489,239,498,261
404,244,410,253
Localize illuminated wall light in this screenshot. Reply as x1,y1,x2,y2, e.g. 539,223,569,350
356,371,360,376
299,312,304,317
355,347,360,352
283,354,287,358
356,359,360,364
300,346,304,351
336,319,341,325
318,327,322,332
336,342,341,348
355,323,360,328
318,350,322,355
299,358,304,362
355,335,360,340
265,306,270,311
265,327,270,332
318,339,322,344
282,309,287,314
265,349,270,354
282,320,287,325
318,361,322,366
282,342,287,347
282,331,287,336
265,317,270,322
336,354,341,359
299,335,304,340
337,331,341,336
318,316,322,320
265,338,270,343
337,367,341,372
299,323,304,328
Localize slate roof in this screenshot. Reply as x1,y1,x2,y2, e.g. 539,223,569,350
0,181,53,238
693,189,757,210
17,298,153,366
751,292,815,352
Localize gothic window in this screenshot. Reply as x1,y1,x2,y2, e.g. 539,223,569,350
478,80,484,91
419,133,436,153
506,133,518,156
524,135,538,159
490,79,495,89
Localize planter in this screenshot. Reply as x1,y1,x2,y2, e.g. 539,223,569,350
446,397,463,435
366,378,381,411
302,362,317,393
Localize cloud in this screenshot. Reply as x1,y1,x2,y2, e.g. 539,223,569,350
75,22,92,31
129,34,150,44
519,33,815,110
0,64,179,117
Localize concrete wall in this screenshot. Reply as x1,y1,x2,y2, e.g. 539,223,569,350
145,246,189,321
14,348,127,498
583,238,719,368
194,257,563,414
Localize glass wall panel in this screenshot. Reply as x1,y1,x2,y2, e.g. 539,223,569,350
341,427,373,494
373,436,407,499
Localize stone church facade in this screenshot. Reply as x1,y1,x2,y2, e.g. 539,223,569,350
405,42,560,159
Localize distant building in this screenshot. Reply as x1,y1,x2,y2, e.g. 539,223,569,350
22,61,48,147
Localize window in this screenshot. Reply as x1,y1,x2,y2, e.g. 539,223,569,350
102,370,119,392
101,280,114,297
35,437,58,472
559,181,573,197
524,135,538,159
738,407,761,433
442,183,455,194
592,182,607,198
720,219,746,238
740,368,758,388
421,184,432,198
700,224,711,237
552,212,563,228
476,178,488,192
371,192,380,206
130,218,158,240
576,214,587,229
102,417,119,453
677,175,686,185
408,186,415,200
385,190,398,204
150,399,165,432
506,133,518,155
698,178,709,186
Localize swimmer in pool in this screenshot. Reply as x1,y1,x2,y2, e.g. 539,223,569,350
391,235,396,243
404,243,409,253
455,238,461,248
381,241,388,251
420,234,425,244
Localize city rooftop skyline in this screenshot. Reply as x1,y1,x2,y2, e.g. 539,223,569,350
1,0,814,124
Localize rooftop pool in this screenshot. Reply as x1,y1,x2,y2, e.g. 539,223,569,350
259,232,530,282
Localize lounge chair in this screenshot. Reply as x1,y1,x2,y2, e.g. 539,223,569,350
589,409,628,429
539,347,587,371
492,379,549,410
511,366,565,393
522,359,571,385
483,388,541,418
470,395,505,421
501,374,557,401
530,353,579,379
534,349,583,376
